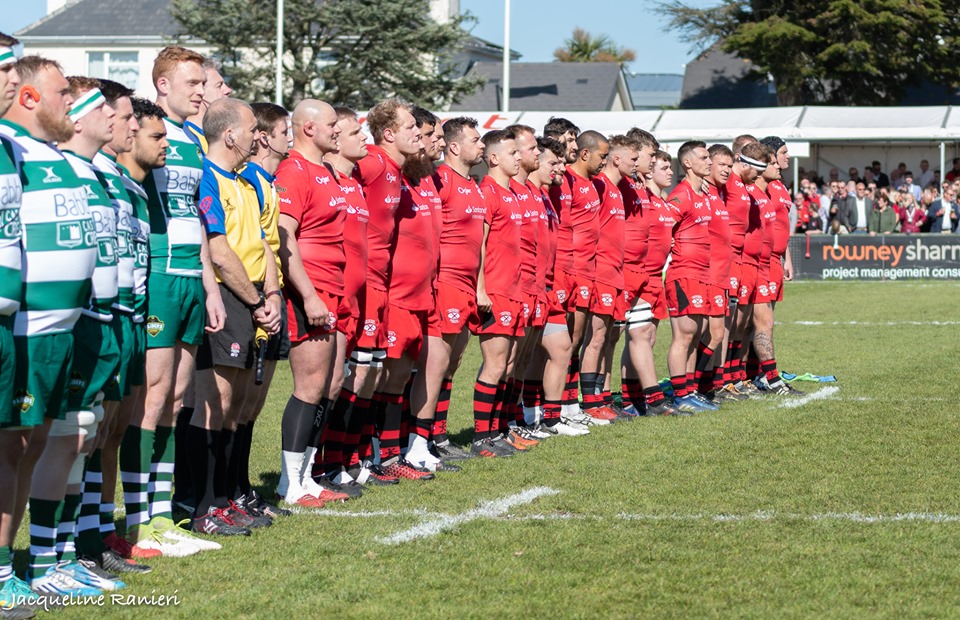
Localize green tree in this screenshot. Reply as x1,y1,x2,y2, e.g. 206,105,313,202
170,0,484,109
660,0,960,106
553,27,637,65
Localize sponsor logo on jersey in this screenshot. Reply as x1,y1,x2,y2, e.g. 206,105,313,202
446,308,460,324
740,285,748,298
363,319,377,336
769,282,778,294
758,285,769,296
68,371,87,393
714,295,724,307
40,166,63,184
146,315,165,337
498,311,513,326
386,330,397,347
579,285,590,300
166,146,182,161
691,295,704,308
13,389,34,413
730,276,739,289
522,302,530,317
316,175,330,185
556,289,567,303
385,172,398,183
601,293,614,306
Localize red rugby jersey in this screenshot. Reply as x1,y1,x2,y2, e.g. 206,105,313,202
479,176,523,301
355,144,402,291
725,172,751,258
510,178,540,296
592,172,625,289
275,150,346,295
565,168,602,282
390,174,439,311
642,191,675,279
620,176,650,269
547,175,574,275
766,179,792,259
336,170,368,303
525,180,551,293
705,183,732,288
433,163,486,295
747,183,775,273
665,179,712,283
538,185,560,288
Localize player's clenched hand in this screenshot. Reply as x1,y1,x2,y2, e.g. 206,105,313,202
205,293,226,333
304,292,330,327
477,290,492,314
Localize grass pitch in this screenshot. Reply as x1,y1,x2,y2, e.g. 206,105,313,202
24,280,960,619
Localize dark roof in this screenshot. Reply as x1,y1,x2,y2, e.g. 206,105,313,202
17,0,183,39
449,62,627,112
680,46,777,109
627,73,683,109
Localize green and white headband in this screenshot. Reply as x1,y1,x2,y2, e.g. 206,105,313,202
69,88,106,122
0,44,23,68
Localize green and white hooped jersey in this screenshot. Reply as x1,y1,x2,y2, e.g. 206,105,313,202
118,169,151,324
142,118,203,278
0,136,22,316
0,120,97,336
94,152,135,315
63,151,118,322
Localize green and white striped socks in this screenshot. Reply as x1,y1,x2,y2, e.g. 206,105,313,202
28,498,63,581
148,425,175,521
119,425,154,536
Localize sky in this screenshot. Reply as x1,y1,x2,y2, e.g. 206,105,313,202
5,0,715,75
459,0,715,75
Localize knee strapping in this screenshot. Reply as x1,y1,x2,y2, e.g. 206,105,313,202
49,410,98,438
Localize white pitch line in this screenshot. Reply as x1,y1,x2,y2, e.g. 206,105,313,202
779,386,840,409
375,486,560,545
295,507,960,526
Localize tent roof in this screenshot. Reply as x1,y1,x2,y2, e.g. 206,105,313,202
447,106,960,144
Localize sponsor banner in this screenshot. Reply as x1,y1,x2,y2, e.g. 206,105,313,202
789,234,960,280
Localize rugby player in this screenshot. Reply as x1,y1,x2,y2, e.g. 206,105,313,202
183,59,232,151
664,141,717,414
374,106,443,475
53,76,127,591
317,106,376,484
429,117,487,455
696,144,737,401
582,135,634,419
85,79,154,574
122,46,225,555
471,129,525,457
500,123,546,447
274,99,352,505
558,131,614,424
117,98,213,555
756,136,802,395
0,55,99,596
522,138,582,436
0,35,33,613
722,138,764,395
355,99,426,480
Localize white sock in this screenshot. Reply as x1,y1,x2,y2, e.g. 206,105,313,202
405,434,438,466
280,450,306,500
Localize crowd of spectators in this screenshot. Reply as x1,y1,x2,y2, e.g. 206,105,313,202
789,158,960,235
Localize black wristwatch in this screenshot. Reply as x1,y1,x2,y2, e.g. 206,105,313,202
248,291,266,312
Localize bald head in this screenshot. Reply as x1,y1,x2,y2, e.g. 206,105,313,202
203,97,252,143
291,98,339,155
576,130,608,153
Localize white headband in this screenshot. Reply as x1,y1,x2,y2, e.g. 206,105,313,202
69,88,106,122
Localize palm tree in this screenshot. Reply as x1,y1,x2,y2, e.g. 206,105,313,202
553,27,637,65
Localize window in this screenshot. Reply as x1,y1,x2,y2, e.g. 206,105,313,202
87,51,139,90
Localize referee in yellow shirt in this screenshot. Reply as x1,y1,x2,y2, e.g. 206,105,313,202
188,98,281,536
